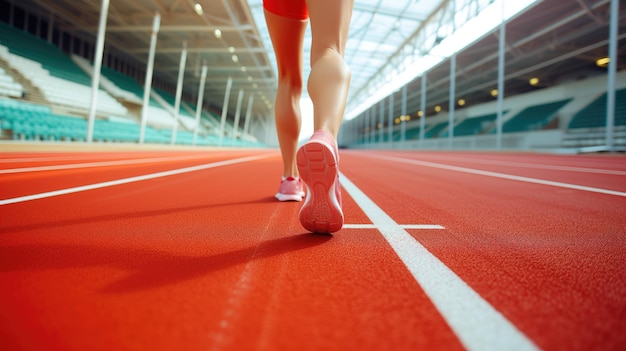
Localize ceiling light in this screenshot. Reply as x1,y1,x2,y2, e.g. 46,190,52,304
193,3,203,16
458,99,466,106
247,76,253,81
241,66,247,72
229,47,235,53
529,77,540,86
214,29,222,39
231,55,238,63
596,57,610,67
490,89,498,97
417,110,423,117
434,105,442,113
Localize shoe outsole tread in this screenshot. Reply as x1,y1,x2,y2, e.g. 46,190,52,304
297,140,343,233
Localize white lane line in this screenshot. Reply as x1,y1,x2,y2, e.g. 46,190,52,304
0,153,228,174
368,154,626,197
0,153,275,206
343,224,445,230
415,154,626,176
0,153,160,163
340,172,540,351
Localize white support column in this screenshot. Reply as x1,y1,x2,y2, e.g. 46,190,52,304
605,0,619,151
193,65,208,145
361,108,370,145
243,95,254,138
47,13,54,43
218,77,233,147
388,94,394,146
139,13,160,144
496,0,506,150
379,100,385,144
366,108,371,145
360,111,365,145
353,119,358,145
420,74,427,144
448,53,456,149
361,112,366,144
86,0,109,143
401,85,407,145
171,42,187,145
232,89,244,140
263,115,273,145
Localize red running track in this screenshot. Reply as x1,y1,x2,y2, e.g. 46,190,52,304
0,148,625,351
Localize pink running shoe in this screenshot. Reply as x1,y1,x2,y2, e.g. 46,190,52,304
296,130,344,233
275,176,305,202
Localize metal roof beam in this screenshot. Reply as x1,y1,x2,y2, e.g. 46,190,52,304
128,47,265,54
102,25,252,32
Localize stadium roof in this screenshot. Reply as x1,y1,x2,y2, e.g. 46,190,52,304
6,0,625,125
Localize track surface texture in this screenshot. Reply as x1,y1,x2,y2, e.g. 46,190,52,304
1,147,625,351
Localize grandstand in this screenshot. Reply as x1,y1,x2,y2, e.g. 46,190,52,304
0,0,623,152
348,69,626,152
0,15,262,147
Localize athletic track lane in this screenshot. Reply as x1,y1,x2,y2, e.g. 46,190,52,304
0,148,624,351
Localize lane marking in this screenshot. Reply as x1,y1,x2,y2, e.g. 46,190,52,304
0,153,166,163
0,153,233,174
0,153,276,206
413,154,626,176
343,224,444,230
368,154,626,197
340,172,539,351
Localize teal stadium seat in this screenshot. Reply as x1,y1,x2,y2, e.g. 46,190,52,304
568,89,626,129
500,99,571,133
425,121,449,138
446,113,499,137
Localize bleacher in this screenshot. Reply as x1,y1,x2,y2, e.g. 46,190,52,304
0,66,23,98
394,124,428,140
498,99,570,133
443,113,499,137
560,89,626,150
152,87,202,130
568,89,626,129
0,23,126,117
424,121,448,138
0,20,263,147
0,22,89,86
0,98,223,144
0,96,262,146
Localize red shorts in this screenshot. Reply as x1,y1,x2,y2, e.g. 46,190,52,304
263,0,309,20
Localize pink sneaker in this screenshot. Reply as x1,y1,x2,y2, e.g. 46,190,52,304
275,176,305,202
296,130,344,233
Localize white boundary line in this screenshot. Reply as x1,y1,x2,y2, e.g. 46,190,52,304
343,224,444,229
414,154,626,176
339,172,539,351
0,155,126,163
368,154,626,197
0,153,227,174
0,154,275,206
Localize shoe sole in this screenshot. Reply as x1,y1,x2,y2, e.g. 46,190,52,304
296,140,343,233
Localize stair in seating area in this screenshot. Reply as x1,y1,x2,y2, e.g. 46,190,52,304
0,22,127,117
0,56,47,105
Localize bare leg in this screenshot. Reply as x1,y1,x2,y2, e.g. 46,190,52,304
264,10,308,177
296,0,354,233
305,0,354,138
